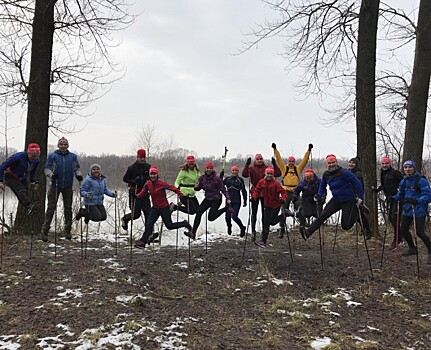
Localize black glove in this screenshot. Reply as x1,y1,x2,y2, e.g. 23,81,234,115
246,157,251,166
271,157,276,167
219,170,224,179
271,143,277,150
243,202,247,207
313,195,322,203
308,143,313,151
76,175,83,182
292,195,298,204
51,174,57,181
403,197,418,205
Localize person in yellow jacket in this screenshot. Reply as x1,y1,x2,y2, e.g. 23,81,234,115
271,142,313,237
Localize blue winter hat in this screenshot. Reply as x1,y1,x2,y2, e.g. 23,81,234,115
403,160,416,170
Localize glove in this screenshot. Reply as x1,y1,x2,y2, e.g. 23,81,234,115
355,197,363,206
279,198,285,204
292,195,298,204
51,174,57,181
76,175,83,182
219,170,224,179
271,157,277,167
271,143,277,149
313,195,321,203
403,197,418,205
86,192,92,199
29,182,39,191
243,202,247,207
308,143,313,151
246,157,251,166
113,191,117,198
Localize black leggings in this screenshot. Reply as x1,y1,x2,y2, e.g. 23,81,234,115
400,215,431,253
192,198,226,233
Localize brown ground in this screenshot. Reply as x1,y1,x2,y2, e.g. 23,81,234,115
1,226,431,350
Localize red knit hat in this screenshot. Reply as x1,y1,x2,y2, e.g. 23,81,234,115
287,156,296,162
186,155,195,164
265,166,274,174
304,168,314,177
57,137,69,146
325,154,337,163
205,162,214,169
27,143,41,155
255,154,263,160
149,166,159,174
231,165,239,172
137,149,146,158
380,156,391,164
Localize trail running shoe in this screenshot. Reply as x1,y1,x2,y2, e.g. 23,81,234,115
134,239,146,249
254,240,266,248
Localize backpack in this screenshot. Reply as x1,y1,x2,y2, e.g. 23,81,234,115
400,174,427,193
281,166,299,186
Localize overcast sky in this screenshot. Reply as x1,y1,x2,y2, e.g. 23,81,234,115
6,0,417,162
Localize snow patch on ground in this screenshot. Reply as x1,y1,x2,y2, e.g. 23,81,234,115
310,336,332,349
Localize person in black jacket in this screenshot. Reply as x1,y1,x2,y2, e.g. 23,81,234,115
121,149,151,231
372,156,403,250
347,157,371,240
220,165,247,237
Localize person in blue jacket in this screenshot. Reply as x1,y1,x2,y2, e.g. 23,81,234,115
41,137,83,241
0,143,41,215
300,154,363,241
77,164,116,224
392,160,431,264
220,165,247,237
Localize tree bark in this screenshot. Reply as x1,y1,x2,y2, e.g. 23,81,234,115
356,0,380,225
15,0,56,233
403,0,431,172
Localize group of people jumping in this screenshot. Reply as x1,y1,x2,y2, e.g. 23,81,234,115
0,138,430,265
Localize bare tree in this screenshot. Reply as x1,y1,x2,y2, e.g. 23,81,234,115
134,123,161,159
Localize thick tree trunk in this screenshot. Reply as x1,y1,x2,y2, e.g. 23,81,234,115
15,0,55,234
356,0,380,228
403,0,431,172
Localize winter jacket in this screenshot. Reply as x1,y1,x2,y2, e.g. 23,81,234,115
347,167,364,188
123,161,151,193
318,166,363,202
273,148,311,192
223,175,247,204
293,174,321,202
45,150,82,189
80,174,115,206
0,152,39,184
392,172,431,218
137,178,183,209
195,171,230,201
174,167,200,197
253,178,287,209
242,160,281,196
379,166,403,199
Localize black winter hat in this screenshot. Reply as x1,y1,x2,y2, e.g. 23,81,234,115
349,157,360,166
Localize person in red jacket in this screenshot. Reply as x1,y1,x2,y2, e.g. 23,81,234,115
252,166,287,248
134,166,192,249
242,154,281,241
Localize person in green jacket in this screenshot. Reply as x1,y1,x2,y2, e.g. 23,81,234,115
172,155,200,214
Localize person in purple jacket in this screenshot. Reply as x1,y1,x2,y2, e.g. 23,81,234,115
0,143,41,215
300,154,363,241
185,162,231,240
292,168,321,229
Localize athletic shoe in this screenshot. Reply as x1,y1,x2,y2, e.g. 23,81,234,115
41,232,48,242
240,226,246,238
389,240,404,252
183,221,192,232
227,226,232,235
121,217,128,231
251,230,257,242
169,202,177,213
300,226,310,241
147,232,159,244
65,232,72,240
284,209,294,217
254,240,266,248
401,248,418,256
278,227,286,238
27,201,39,216
184,231,196,240
364,230,372,240
134,239,146,249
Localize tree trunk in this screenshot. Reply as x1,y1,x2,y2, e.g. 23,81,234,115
355,0,380,227
15,0,55,234
403,0,431,172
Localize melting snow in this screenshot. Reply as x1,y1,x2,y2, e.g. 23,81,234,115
310,336,332,349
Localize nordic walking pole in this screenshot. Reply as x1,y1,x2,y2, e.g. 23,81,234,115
205,210,208,254
114,191,118,256
282,205,293,263
54,180,58,259
222,146,228,172
356,203,374,278
79,183,84,259
379,200,390,268
411,204,420,280
129,189,136,265
372,190,380,257
187,197,191,267
332,211,340,252
1,189,5,269
175,197,180,257
316,201,323,270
